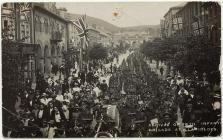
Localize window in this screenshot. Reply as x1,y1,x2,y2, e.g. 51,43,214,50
4,20,8,29
26,30,29,36
40,21,42,32
3,3,7,7
21,24,25,31
195,2,198,15
45,19,48,33
35,16,41,32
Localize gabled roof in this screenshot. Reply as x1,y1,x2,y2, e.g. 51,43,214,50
164,6,183,18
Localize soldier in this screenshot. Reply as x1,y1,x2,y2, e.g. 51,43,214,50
156,111,182,137
100,80,108,94
206,92,221,136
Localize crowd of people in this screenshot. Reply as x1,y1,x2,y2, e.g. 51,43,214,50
2,49,221,138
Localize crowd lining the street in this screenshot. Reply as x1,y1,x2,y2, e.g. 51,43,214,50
3,49,221,137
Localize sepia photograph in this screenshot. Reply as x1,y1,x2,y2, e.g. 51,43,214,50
1,1,221,138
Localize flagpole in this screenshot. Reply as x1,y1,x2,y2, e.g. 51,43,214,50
85,14,89,73
73,14,88,72
80,38,83,71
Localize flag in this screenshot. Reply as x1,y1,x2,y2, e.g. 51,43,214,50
18,3,31,12
72,15,89,49
18,3,31,21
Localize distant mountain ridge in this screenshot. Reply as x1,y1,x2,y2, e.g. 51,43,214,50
67,13,120,33
67,13,160,33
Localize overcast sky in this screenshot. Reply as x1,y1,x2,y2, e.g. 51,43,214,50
56,2,183,27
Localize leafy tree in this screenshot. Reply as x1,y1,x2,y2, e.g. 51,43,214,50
140,36,220,85
88,43,108,60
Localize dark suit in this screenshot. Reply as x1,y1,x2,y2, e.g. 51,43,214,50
43,107,54,121
100,83,108,93
78,71,86,84
51,99,62,108
35,109,45,127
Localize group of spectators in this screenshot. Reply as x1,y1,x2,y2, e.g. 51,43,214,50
3,66,113,137
3,50,221,138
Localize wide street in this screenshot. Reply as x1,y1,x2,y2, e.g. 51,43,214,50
2,2,221,138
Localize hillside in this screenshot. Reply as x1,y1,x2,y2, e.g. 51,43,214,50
67,13,160,34
67,13,120,33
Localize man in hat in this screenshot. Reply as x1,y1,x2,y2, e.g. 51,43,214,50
86,69,94,84
178,87,189,114
100,80,108,94
49,94,62,108
157,111,181,137
207,90,221,136
40,93,51,106
43,101,54,122
72,82,81,93
64,89,73,101
61,104,70,122
78,70,86,85
35,103,46,127
33,90,41,105
93,84,102,98
176,75,184,86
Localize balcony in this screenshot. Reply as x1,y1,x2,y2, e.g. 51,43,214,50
50,31,62,42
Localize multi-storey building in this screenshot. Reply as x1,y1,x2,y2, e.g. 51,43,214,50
174,2,221,47
2,3,38,88
113,30,152,47
33,3,68,76
163,6,183,38
2,3,16,40
200,2,221,47
2,2,70,90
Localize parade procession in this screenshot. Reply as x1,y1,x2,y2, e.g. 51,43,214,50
1,1,221,138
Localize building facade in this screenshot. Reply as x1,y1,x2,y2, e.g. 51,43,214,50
2,3,16,40
163,6,183,38
2,3,38,88
161,2,221,47
33,3,68,76
113,31,153,47
2,2,70,87
175,2,221,47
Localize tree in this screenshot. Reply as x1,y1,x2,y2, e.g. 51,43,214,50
140,36,220,85
88,43,108,60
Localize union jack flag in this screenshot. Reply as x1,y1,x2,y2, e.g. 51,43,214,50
72,15,89,49
18,3,31,21
18,2,31,12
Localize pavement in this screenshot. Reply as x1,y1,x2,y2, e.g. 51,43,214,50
146,59,168,80
102,50,133,84
104,50,133,69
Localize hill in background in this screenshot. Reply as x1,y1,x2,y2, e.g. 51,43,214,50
66,13,160,34
67,13,120,33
